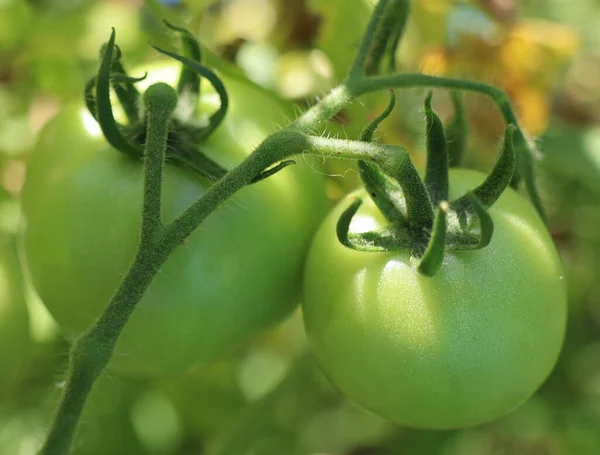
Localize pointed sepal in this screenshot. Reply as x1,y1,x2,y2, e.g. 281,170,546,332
152,45,229,139
424,91,449,205
163,20,203,104
446,91,468,167
417,201,448,277
336,198,411,252
96,30,144,159
251,160,296,184
448,193,494,250
452,124,516,212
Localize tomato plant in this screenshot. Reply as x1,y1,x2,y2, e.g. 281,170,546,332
21,56,329,375
302,94,567,429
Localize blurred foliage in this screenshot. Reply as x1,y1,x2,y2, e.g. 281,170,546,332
2,0,600,454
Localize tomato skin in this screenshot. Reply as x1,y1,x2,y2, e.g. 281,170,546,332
303,168,567,429
21,63,329,376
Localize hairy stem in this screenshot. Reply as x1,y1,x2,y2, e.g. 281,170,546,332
38,250,165,455
140,83,177,245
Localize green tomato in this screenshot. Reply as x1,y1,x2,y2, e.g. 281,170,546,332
303,168,567,429
21,61,329,376
0,234,30,398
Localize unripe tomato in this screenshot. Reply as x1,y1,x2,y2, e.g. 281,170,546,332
303,168,567,429
21,62,329,375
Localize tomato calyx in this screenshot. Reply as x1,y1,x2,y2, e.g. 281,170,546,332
336,91,516,277
85,26,231,182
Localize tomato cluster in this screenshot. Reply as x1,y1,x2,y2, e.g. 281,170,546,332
19,26,567,433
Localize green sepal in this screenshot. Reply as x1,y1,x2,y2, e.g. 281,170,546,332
466,192,494,249
452,124,516,211
423,91,449,205
417,202,448,277
251,160,296,184
514,133,548,225
393,157,435,230
358,91,406,223
152,44,229,140
360,90,396,142
96,29,145,159
163,20,202,105
358,161,407,223
447,193,494,250
110,49,143,124
84,73,147,123
336,198,412,252
168,147,229,182
446,91,467,167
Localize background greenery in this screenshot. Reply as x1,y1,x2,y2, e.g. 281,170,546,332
2,0,600,453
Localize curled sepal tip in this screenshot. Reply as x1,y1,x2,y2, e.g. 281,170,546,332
453,124,516,212
446,91,468,167
163,20,202,102
336,198,410,252
417,201,448,277
111,73,148,85
361,90,396,143
424,91,449,205
448,193,494,250
251,160,296,184
466,192,494,249
96,29,144,159
152,44,228,139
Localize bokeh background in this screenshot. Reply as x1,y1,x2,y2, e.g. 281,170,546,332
2,0,600,454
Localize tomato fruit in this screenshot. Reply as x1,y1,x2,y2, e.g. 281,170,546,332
21,62,329,375
303,168,567,429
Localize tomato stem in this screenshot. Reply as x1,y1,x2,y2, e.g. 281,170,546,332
38,249,167,455
141,83,178,245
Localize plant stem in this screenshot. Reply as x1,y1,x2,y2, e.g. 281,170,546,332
39,83,177,455
38,250,165,455
291,85,353,131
